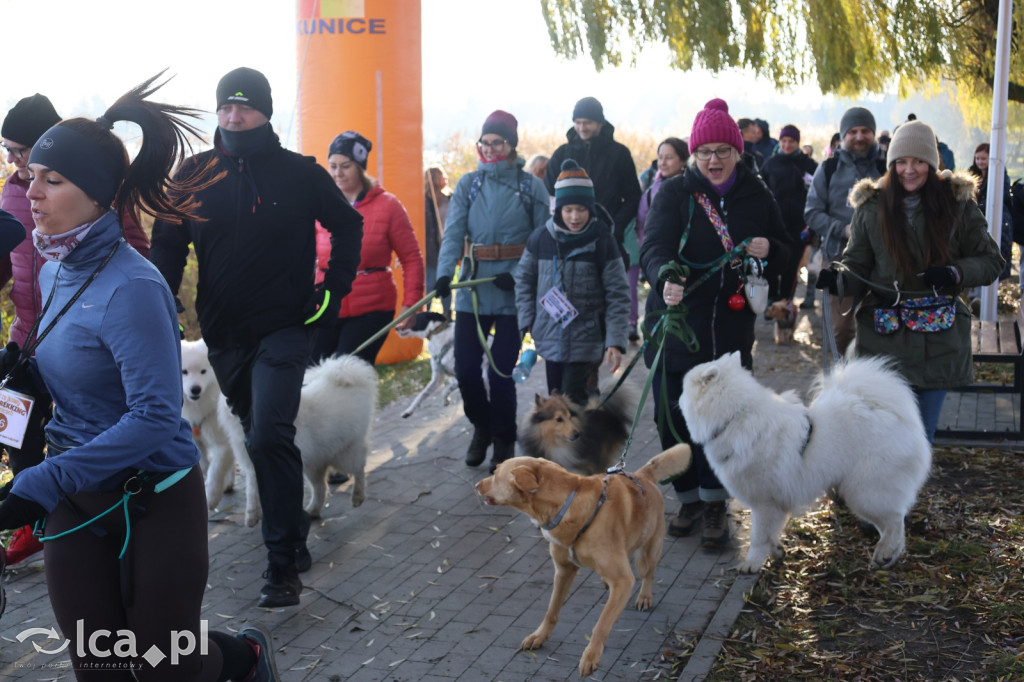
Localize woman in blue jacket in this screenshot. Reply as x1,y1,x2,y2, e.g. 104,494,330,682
0,75,281,681
433,110,550,472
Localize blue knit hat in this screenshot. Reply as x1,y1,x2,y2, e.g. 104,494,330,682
554,159,596,213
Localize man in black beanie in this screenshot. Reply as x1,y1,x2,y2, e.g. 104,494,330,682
150,66,364,608
545,96,640,266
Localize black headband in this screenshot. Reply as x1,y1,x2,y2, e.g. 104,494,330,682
29,124,121,208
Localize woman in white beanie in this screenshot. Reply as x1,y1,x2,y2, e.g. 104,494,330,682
816,120,1004,443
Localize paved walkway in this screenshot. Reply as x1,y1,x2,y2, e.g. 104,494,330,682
0,294,857,681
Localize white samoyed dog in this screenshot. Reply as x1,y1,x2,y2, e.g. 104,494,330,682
181,339,259,526
680,352,932,573
182,340,378,523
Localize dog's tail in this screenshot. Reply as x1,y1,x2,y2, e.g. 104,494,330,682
636,444,692,484
306,354,380,402
590,376,639,425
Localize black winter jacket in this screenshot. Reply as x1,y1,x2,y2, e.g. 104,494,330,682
640,165,791,372
546,123,641,249
759,150,818,237
150,128,363,348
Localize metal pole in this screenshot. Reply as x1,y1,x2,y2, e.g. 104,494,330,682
980,0,1013,321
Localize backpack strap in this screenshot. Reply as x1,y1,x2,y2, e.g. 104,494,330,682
465,168,535,229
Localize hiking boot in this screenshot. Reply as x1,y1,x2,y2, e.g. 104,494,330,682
258,564,302,608
489,438,516,473
237,624,282,681
296,545,312,573
668,501,704,538
701,502,730,548
5,525,43,566
466,427,492,467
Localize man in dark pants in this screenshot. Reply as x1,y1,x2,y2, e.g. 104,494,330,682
150,67,362,608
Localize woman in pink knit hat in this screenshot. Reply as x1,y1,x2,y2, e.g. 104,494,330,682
639,98,793,547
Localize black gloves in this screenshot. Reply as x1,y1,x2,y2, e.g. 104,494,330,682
919,265,961,288
303,286,341,326
815,268,841,295
0,493,46,531
433,276,451,299
493,272,515,292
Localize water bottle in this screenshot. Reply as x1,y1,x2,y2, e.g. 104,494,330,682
512,347,538,384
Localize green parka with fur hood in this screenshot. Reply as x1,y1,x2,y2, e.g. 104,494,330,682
840,170,1004,389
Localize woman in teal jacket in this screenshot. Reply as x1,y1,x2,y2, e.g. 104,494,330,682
433,110,550,471
819,121,1004,443
0,75,281,681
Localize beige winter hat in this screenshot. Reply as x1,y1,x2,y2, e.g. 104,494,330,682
887,120,939,170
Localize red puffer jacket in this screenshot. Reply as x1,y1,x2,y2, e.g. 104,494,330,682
0,173,151,347
316,184,424,318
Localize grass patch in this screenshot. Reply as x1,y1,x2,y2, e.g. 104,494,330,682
375,351,432,407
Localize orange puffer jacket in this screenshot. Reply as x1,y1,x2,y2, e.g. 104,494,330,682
316,184,424,318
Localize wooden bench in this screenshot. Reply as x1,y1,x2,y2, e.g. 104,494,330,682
934,308,1024,441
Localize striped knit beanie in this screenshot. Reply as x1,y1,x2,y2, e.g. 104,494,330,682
554,159,596,212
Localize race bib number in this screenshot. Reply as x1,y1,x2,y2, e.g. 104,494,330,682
0,387,34,449
540,286,579,328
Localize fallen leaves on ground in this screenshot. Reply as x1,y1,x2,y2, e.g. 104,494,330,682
702,445,1024,681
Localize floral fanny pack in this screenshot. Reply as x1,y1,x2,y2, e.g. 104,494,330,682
873,295,957,334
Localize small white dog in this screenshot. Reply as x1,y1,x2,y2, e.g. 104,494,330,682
397,312,458,418
181,339,260,525
680,352,932,573
184,340,378,522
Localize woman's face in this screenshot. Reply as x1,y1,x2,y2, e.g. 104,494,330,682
974,150,989,174
477,134,509,162
779,137,799,155
894,157,931,194
26,164,103,235
694,144,738,186
657,143,685,178
328,154,363,196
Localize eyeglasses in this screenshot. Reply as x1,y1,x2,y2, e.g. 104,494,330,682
2,144,29,160
477,138,507,150
693,147,735,161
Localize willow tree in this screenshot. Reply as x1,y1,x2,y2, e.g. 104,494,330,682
540,0,1024,104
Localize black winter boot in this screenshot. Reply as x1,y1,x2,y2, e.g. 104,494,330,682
466,427,491,467
490,438,516,473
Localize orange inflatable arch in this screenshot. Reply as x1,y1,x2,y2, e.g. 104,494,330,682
295,0,424,364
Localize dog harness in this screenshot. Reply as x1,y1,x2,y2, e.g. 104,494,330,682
543,471,645,561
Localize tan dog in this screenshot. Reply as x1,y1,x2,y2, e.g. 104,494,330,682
476,445,692,677
765,299,798,345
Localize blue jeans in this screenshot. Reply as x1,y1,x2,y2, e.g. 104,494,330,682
914,388,947,444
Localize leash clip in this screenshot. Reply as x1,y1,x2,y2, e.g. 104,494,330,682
122,475,144,496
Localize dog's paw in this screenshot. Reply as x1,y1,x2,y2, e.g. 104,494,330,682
869,554,899,570
245,511,260,528
351,491,365,507
579,643,603,677
401,409,412,418
521,630,548,651
736,558,764,574
634,592,653,612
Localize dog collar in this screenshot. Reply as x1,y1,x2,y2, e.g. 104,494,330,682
542,489,577,530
